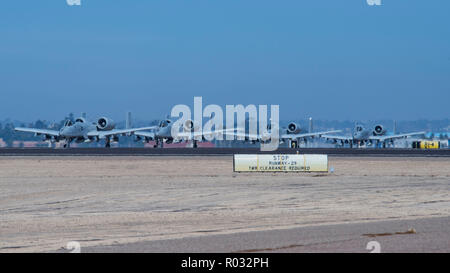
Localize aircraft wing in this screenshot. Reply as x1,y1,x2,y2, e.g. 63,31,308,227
281,130,342,140
176,128,238,140
369,131,426,142
15,127,60,137
321,134,353,141
134,131,156,140
222,131,261,140
89,126,159,139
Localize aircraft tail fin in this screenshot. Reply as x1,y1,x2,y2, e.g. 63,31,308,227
126,112,132,129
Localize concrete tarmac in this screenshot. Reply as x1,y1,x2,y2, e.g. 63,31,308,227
78,216,450,253
1,156,448,253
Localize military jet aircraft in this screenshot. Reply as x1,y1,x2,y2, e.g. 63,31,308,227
224,121,342,148
15,116,156,148
323,124,425,148
134,118,235,148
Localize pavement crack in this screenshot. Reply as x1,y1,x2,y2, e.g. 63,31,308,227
363,228,416,237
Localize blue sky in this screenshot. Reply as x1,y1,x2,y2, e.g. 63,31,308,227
0,0,449,122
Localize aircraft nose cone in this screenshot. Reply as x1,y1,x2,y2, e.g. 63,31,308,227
60,127,70,137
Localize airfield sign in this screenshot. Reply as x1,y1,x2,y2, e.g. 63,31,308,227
233,154,328,172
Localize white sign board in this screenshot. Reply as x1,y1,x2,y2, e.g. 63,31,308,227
233,154,328,172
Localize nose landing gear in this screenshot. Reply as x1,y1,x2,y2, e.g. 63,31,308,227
63,139,72,148
290,140,298,148
105,137,111,148
153,139,164,148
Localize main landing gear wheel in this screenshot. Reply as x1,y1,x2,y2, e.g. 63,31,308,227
154,140,163,148
63,140,71,148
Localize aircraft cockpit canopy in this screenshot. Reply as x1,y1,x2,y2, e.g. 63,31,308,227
64,120,73,127
159,120,171,128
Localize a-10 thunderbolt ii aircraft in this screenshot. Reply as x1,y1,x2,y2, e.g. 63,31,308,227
15,116,156,148
134,118,236,148
322,124,425,148
223,121,342,148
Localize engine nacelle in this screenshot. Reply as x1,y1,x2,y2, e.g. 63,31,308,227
75,117,87,123
97,117,116,131
373,124,386,136
184,119,201,132
287,122,301,134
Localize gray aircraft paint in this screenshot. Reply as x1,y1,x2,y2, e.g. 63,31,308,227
15,117,155,148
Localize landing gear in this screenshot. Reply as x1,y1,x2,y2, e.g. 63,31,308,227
105,137,111,148
290,140,298,148
63,139,72,148
154,139,163,148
